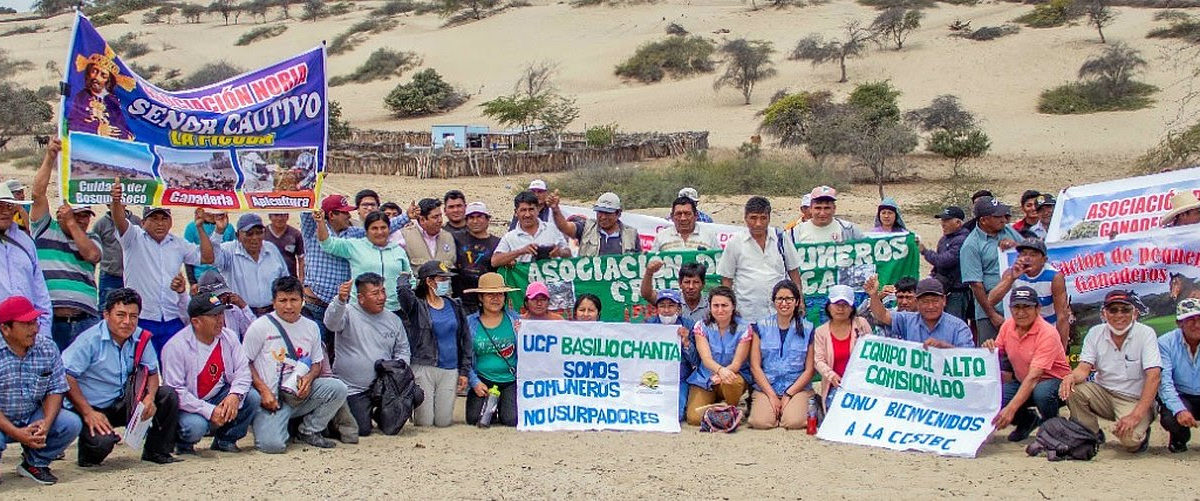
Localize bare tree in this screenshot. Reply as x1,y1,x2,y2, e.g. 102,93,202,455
1079,42,1145,97
514,61,559,99
871,7,923,50
850,118,919,199
713,38,777,105
790,21,874,83
1085,0,1116,44
904,95,976,132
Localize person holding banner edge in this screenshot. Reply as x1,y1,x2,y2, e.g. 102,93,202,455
1059,290,1161,453
747,280,817,430
644,289,699,421
981,286,1070,442
685,286,751,426
464,273,521,426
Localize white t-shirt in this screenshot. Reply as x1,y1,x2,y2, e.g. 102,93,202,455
714,228,799,323
242,312,326,392
495,221,568,263
1078,322,1162,399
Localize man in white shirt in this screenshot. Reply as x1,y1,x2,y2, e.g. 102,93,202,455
492,191,569,266
652,196,718,252
1059,290,1162,453
110,181,215,355
243,277,347,454
715,196,802,323
789,186,864,244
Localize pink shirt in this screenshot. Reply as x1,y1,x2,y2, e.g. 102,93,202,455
995,317,1071,382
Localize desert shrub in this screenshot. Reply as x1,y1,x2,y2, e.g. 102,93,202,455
35,85,58,101
329,49,420,86
1147,17,1200,41
109,33,151,59
0,82,53,148
167,61,245,90
0,6,16,13
1038,81,1156,113
713,38,776,104
1137,119,1200,173
585,123,619,147
614,36,716,83
128,62,163,79
1015,0,1081,28
90,12,127,26
181,3,206,22
330,1,354,15
555,151,844,210
372,0,418,15
665,22,688,35
235,24,287,45
857,0,934,9
329,18,400,55
383,68,468,117
0,50,36,74
959,24,1020,41
1,25,44,37
1154,10,1191,22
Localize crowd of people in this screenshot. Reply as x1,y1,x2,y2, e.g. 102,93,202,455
2,139,1200,486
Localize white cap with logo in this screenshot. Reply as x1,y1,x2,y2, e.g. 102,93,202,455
593,192,622,213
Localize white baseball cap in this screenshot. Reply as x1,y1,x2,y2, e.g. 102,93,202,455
828,284,855,305
528,179,547,191
594,192,622,213
678,187,699,201
801,194,812,208
465,201,490,218
811,186,837,202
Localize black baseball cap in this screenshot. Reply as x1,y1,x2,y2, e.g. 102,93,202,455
1009,286,1039,307
973,197,1011,218
915,278,945,298
417,260,456,280
1015,237,1047,256
187,293,227,317
934,207,966,220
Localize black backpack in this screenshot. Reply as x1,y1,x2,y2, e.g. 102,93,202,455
1025,417,1102,461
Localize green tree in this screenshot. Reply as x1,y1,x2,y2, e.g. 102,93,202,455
1079,42,1145,98
156,5,178,23
0,82,53,148
384,68,468,117
538,94,580,149
848,80,902,127
209,0,239,24
905,94,990,180
32,0,74,16
328,100,351,142
301,0,326,20
713,38,777,105
758,91,835,147
181,4,206,22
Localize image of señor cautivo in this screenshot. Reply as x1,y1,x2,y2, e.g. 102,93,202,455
67,45,137,141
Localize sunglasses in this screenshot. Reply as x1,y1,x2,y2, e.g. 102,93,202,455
1105,306,1134,314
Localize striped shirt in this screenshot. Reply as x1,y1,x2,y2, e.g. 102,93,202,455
33,215,101,316
1014,267,1058,324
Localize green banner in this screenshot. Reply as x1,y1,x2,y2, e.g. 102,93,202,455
500,233,920,324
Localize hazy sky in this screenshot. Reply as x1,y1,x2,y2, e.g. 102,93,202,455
0,0,35,11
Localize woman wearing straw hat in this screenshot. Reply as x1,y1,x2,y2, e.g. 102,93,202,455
464,273,522,426
1161,191,1200,228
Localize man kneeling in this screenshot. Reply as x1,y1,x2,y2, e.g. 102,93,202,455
244,277,347,453
63,288,180,466
162,293,261,454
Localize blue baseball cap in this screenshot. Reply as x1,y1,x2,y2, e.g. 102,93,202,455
236,213,264,233
656,289,682,305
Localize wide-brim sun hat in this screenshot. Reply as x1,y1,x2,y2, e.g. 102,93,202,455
465,272,519,293
1161,191,1200,226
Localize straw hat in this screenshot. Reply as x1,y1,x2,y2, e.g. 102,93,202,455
465,272,518,293
1161,190,1200,226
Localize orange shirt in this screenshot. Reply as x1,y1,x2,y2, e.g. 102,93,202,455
995,317,1072,382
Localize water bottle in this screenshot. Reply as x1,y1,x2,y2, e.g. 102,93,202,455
477,385,501,428
806,396,819,435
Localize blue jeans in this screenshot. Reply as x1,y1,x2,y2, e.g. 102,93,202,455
1002,378,1064,424
138,318,186,363
0,408,82,467
97,273,123,308
51,314,100,352
177,387,262,449
252,377,347,454
301,303,332,357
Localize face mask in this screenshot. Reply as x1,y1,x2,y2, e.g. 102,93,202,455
659,314,678,324
1107,322,1132,336
435,280,452,297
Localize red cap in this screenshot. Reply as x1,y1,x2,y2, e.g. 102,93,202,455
0,296,41,324
1103,290,1133,307
321,195,355,214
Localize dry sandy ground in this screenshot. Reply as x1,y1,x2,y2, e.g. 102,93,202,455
0,395,1196,499
3,1,1200,154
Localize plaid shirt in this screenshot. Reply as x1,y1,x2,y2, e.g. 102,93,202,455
300,212,409,304
0,336,68,425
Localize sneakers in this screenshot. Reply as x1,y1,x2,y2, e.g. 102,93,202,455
296,431,336,449
142,452,183,464
18,461,58,485
1168,441,1188,453
211,441,242,453
1133,429,1151,454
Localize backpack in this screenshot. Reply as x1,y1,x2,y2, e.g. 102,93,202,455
698,404,744,433
1025,417,1101,461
